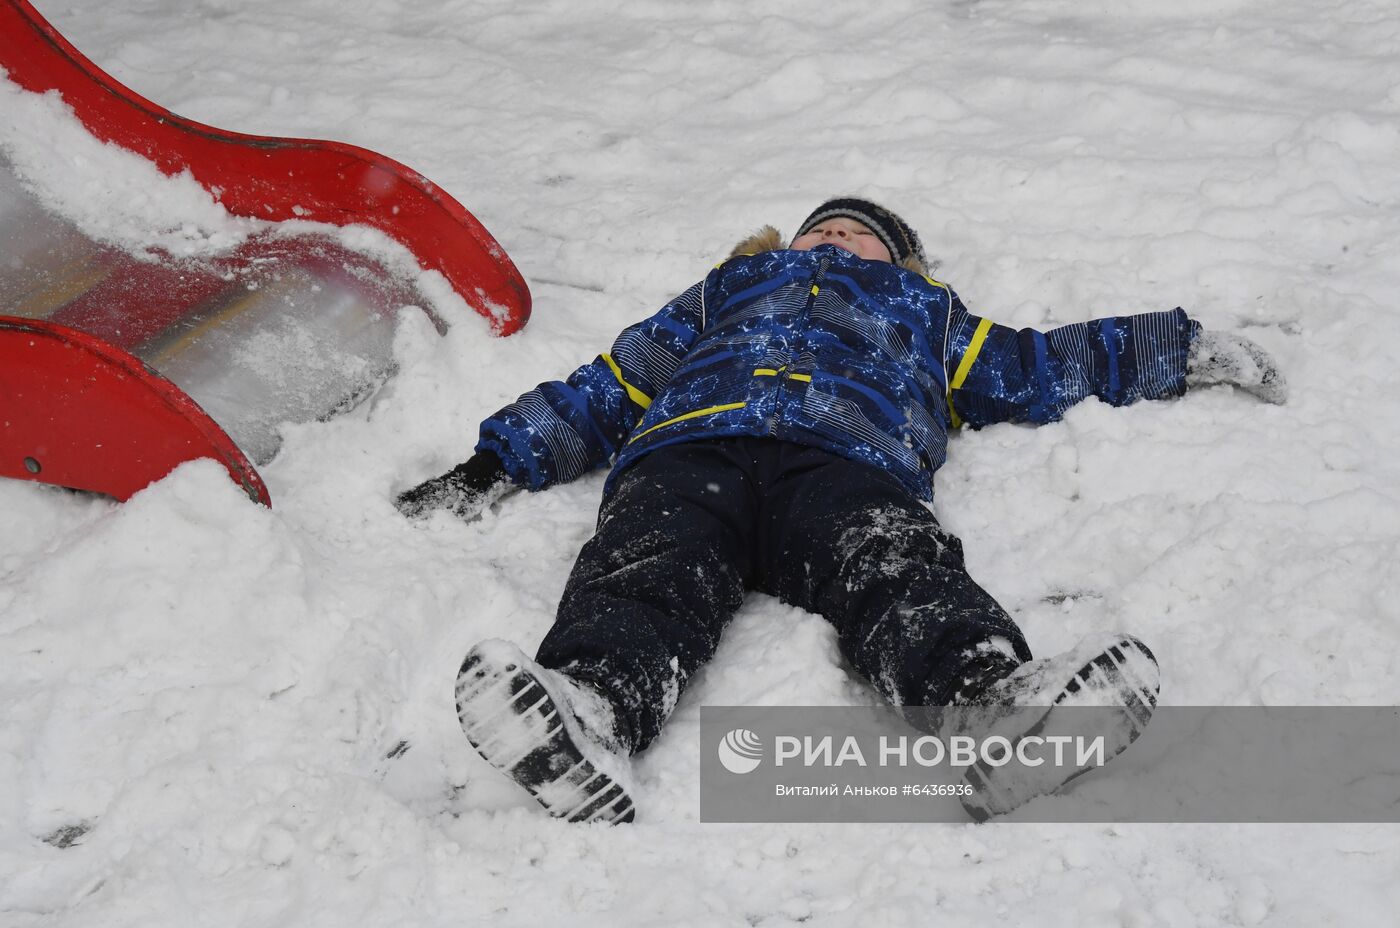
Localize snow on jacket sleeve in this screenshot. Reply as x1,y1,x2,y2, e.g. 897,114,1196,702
944,293,1201,429
475,281,707,490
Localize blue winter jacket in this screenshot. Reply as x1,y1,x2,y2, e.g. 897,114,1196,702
476,244,1200,502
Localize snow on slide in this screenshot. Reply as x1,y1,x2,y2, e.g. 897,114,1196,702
0,0,528,505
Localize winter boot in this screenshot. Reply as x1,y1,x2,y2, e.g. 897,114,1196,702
951,633,1160,821
455,639,636,824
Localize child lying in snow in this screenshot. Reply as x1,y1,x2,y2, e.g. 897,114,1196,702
397,197,1285,823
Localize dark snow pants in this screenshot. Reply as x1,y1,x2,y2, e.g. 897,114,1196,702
535,437,1032,753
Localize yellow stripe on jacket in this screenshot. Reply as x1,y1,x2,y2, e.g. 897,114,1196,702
602,353,653,410
947,317,994,429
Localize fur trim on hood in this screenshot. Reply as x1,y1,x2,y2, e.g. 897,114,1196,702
729,225,929,276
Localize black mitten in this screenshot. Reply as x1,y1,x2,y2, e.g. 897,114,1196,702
1186,331,1287,405
395,450,515,521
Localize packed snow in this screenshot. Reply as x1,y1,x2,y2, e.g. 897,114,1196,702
3,0,1400,925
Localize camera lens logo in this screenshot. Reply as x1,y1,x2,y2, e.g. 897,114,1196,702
718,728,764,774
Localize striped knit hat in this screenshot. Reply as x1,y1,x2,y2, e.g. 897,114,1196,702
794,198,927,273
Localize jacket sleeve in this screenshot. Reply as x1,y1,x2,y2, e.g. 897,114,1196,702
944,291,1201,429
475,280,708,489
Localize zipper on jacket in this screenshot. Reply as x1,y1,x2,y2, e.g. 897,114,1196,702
770,254,829,437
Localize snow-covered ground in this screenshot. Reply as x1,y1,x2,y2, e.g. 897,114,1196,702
4,0,1400,924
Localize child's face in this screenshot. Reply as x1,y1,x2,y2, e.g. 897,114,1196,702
790,217,892,263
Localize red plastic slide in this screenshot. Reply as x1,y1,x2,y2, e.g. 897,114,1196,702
0,0,531,505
